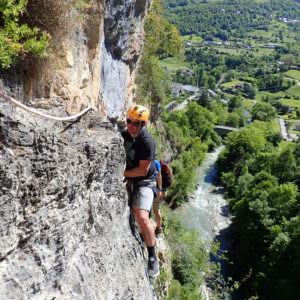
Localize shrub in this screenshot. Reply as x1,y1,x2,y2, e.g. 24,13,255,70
0,0,92,69
0,0,49,68
165,214,209,298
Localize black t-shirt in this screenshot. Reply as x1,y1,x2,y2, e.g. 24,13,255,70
121,128,156,182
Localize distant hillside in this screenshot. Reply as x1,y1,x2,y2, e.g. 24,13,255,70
161,0,300,40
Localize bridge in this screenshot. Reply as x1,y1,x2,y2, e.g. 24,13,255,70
214,125,240,136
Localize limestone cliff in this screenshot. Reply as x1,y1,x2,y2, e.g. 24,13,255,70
0,0,172,299
4,0,151,120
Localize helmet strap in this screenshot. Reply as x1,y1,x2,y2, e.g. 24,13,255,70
138,122,143,134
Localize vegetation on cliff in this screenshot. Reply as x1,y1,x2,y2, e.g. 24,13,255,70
0,0,49,68
162,103,221,208
0,0,91,69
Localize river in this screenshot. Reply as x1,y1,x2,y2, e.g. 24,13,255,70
174,146,236,299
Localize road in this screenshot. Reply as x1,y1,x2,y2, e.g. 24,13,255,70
165,93,199,112
277,116,293,141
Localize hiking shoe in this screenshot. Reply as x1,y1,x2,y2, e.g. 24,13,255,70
155,227,162,236
148,257,159,278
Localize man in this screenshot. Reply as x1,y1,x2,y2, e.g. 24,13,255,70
122,105,159,278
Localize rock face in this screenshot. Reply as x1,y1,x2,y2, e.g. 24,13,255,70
0,0,167,299
102,0,151,120
0,109,153,299
7,0,152,120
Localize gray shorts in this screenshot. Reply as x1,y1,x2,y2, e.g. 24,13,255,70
133,186,154,212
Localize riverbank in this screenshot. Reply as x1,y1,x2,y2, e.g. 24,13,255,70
173,146,240,299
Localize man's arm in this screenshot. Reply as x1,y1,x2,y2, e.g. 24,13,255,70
157,169,162,189
156,169,162,198
124,159,151,178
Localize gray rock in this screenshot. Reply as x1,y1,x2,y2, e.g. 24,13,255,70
104,0,151,69
0,111,153,299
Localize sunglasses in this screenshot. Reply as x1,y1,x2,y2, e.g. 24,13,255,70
126,119,141,127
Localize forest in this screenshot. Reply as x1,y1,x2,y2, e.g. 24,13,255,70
216,122,299,299
142,1,300,299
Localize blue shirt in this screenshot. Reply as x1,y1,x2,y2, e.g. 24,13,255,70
154,160,161,177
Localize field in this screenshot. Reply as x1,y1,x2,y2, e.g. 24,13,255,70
182,34,203,43
284,70,300,81
159,57,188,71
288,85,300,96
281,98,300,108
220,80,245,88
270,118,281,132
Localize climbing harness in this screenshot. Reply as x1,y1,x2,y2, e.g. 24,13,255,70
0,91,96,122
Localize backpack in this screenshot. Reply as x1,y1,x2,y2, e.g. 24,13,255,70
160,160,172,188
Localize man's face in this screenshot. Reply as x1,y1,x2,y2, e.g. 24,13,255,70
127,117,142,137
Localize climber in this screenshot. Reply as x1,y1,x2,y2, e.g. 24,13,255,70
122,105,159,278
153,159,163,235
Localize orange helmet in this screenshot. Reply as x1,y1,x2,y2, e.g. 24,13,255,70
127,105,149,121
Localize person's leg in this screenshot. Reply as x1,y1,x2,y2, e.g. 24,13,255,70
162,190,167,201
132,186,156,246
132,186,159,277
153,197,162,227
132,205,155,246
153,196,162,235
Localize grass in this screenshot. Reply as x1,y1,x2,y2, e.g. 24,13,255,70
288,85,300,95
254,48,276,56
270,118,281,132
247,20,296,46
239,76,256,83
281,99,300,108
217,47,243,55
284,70,300,81
221,80,245,88
256,90,286,101
242,98,256,110
278,140,291,149
182,34,203,43
289,130,300,134
288,119,300,134
159,57,188,71
288,119,300,124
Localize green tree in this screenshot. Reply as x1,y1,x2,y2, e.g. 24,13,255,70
251,103,276,121
197,91,211,109
280,54,296,71
228,96,242,113
0,0,49,68
271,147,297,184
217,124,266,174
267,131,282,146
224,112,243,128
